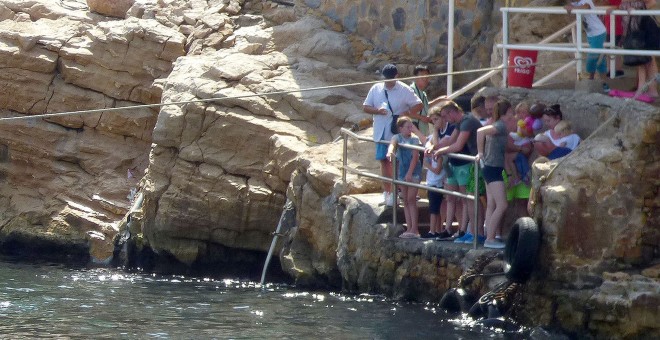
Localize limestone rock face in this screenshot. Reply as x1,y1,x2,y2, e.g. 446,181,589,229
59,17,185,104
508,90,657,338
138,10,369,266
0,0,185,262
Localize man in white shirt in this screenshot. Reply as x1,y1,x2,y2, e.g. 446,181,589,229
363,64,423,206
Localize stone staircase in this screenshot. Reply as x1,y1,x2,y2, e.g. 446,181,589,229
536,63,659,107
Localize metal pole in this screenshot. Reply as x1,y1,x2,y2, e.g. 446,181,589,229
473,161,479,250
447,0,455,96
576,13,583,78
502,10,509,88
342,134,347,184
392,155,398,228
609,14,615,79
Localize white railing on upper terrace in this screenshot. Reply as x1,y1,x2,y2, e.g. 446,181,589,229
446,6,660,99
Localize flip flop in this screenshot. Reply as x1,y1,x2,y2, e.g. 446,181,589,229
399,232,420,239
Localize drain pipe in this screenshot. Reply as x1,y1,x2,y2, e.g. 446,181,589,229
123,191,144,239
260,199,292,288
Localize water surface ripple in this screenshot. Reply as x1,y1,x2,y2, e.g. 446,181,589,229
0,258,522,339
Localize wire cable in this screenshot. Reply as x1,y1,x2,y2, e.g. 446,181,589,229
0,57,592,123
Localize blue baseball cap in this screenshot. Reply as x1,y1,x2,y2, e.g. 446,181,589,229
382,64,398,79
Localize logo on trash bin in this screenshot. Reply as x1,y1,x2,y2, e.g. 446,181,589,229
513,56,534,74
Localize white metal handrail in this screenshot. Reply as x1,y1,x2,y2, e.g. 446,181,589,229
340,127,482,249
447,7,660,96
500,7,660,87
447,20,579,99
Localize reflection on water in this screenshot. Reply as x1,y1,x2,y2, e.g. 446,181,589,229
0,258,521,339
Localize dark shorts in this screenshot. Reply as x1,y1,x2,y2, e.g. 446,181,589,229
428,186,443,214
483,165,504,184
606,34,622,47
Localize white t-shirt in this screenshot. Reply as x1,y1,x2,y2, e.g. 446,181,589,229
425,157,445,187
571,0,607,37
545,130,581,150
364,81,422,141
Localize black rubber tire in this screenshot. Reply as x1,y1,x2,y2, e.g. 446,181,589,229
439,288,472,313
504,217,541,283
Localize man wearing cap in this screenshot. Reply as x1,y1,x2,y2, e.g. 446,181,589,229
533,134,572,160
431,101,485,244
363,63,423,206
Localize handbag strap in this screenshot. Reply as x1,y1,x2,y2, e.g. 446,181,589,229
384,89,394,114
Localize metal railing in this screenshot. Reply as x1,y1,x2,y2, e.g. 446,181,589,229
499,7,660,87
340,128,482,249
445,6,660,98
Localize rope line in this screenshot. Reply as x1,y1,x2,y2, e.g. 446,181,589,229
0,57,591,123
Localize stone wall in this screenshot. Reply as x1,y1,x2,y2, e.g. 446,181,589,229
295,0,538,89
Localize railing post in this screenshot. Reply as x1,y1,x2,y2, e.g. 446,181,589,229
502,9,509,88
342,133,347,185
473,160,480,249
609,13,616,79
447,0,455,96
575,13,583,79
391,154,398,228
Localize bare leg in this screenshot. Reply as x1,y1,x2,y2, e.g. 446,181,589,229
485,181,508,241
444,183,458,234
484,189,496,236
459,186,469,234
440,197,447,231
401,186,412,233
477,198,485,237
430,213,439,234
645,57,658,97
406,186,420,235
380,159,392,194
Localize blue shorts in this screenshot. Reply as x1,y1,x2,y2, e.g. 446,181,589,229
483,165,504,184
375,143,388,161
428,187,443,214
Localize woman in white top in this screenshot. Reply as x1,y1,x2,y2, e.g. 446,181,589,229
541,104,580,150
566,0,609,89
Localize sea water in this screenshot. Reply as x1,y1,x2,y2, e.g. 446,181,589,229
0,257,535,339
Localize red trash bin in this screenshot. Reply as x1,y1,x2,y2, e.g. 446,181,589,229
508,50,538,88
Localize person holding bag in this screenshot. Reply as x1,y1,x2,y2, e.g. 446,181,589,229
363,64,423,206
609,0,659,98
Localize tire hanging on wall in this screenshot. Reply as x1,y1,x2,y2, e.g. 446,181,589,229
439,287,474,313
504,217,541,283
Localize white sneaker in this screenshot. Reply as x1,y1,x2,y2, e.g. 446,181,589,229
385,192,395,206
379,192,388,206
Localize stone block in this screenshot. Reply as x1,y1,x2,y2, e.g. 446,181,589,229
87,0,135,18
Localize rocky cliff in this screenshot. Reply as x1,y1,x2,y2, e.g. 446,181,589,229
0,0,658,338
1,0,513,266
0,0,185,262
